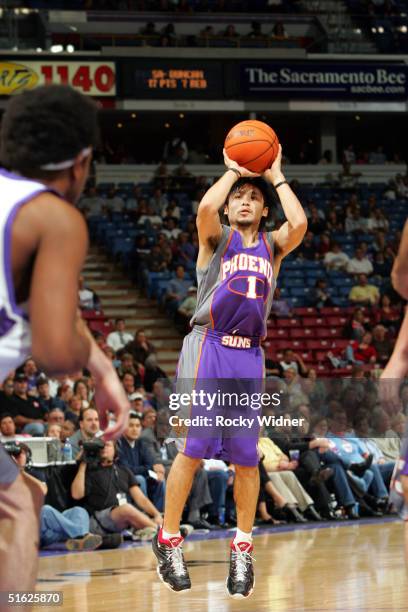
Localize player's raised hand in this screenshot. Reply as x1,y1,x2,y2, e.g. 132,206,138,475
223,148,260,178
263,144,284,184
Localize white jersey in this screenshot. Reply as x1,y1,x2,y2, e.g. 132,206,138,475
0,168,50,382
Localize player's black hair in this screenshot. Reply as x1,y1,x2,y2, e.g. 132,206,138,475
222,176,277,230
0,85,99,177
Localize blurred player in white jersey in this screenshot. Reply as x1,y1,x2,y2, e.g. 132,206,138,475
0,85,130,604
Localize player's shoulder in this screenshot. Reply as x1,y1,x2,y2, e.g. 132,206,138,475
23,191,87,233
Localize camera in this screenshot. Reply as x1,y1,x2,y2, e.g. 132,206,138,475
81,438,105,465
3,441,32,463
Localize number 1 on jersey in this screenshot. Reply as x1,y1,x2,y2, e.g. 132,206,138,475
246,276,258,299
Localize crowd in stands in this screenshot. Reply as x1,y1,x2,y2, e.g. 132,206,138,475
346,0,408,53
0,161,407,552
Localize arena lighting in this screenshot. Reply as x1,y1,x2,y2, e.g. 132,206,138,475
179,113,185,118
399,25,408,33
66,44,75,53
36,47,43,53
50,45,64,53
371,27,377,33
165,122,171,128
117,123,123,128
378,26,384,33
354,28,362,34
131,113,137,118
355,115,361,120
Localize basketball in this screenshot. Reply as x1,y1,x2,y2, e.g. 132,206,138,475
224,120,280,174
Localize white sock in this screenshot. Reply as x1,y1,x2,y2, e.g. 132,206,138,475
161,528,181,541
233,528,252,545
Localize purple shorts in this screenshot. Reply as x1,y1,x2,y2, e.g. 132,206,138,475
175,326,264,467
390,435,408,521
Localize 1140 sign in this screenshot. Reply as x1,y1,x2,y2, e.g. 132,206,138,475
0,61,116,96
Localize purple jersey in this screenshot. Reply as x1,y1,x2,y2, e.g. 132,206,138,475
191,226,275,338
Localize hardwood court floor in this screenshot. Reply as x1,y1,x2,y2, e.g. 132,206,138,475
38,521,408,612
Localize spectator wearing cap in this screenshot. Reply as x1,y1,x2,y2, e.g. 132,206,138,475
117,413,166,511
0,413,16,439
8,373,47,436
107,318,134,353
129,391,147,414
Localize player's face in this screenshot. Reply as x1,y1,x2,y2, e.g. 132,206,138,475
225,184,267,228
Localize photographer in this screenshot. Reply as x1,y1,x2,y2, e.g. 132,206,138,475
3,441,102,551
70,407,101,457
71,439,162,539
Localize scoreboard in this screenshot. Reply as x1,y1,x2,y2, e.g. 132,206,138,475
120,60,223,99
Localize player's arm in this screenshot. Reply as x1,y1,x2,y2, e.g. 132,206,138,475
264,145,308,262
196,151,259,265
392,219,408,299
25,194,129,439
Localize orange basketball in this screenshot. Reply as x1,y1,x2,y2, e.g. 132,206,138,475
224,120,279,174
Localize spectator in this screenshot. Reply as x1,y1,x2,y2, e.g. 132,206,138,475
203,458,231,526
78,276,100,311
165,265,191,313
257,436,317,522
22,359,39,392
310,279,333,309
73,379,91,408
345,332,377,365
61,419,76,443
343,144,356,164
270,286,293,318
40,504,104,552
7,373,47,436
347,246,373,274
65,395,82,425
369,146,387,164
279,349,308,376
47,408,65,427
163,135,188,163
117,352,139,378
297,231,316,260
338,162,361,189
140,21,158,37
221,24,239,38
367,209,389,233
138,204,163,230
125,329,156,366
69,407,101,457
37,378,62,413
107,318,134,353
271,21,288,39
323,242,350,271
317,233,331,258
117,413,166,511
369,409,401,461
177,286,197,328
149,188,168,214
308,208,326,235
374,294,401,330
371,325,393,366
47,423,62,440
318,150,333,165
0,414,16,439
143,354,169,394
105,187,125,213
71,440,161,540
79,186,105,217
372,251,393,279
345,210,366,235
248,21,264,38
0,377,14,414
344,308,367,341
349,274,380,306
161,217,182,240
122,373,140,401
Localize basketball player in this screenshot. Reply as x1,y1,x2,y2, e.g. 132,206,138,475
153,144,307,597
380,219,408,565
0,85,130,604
